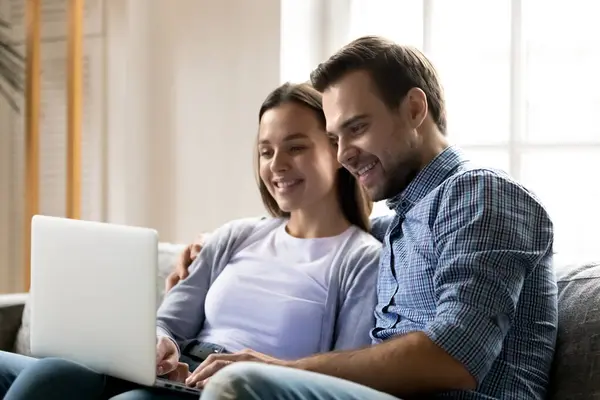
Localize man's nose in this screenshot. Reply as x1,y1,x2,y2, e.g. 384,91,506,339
337,139,359,167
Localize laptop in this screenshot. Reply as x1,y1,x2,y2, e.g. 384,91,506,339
29,215,201,396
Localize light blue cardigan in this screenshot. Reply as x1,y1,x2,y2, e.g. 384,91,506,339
156,217,382,354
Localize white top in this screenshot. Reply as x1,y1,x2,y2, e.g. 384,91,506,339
156,217,381,359
196,219,360,360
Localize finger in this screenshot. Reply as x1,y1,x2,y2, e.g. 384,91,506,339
186,359,231,387
176,246,192,279
177,246,192,269
166,362,190,383
195,352,245,371
156,338,176,369
156,341,167,364
165,272,179,292
190,244,201,260
198,378,209,389
157,354,179,376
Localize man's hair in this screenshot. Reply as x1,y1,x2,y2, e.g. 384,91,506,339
310,36,447,134
256,82,372,231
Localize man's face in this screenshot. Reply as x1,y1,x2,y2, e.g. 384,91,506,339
322,70,425,202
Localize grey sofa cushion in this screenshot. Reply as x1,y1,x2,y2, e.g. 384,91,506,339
0,303,25,352
14,299,31,355
548,261,600,400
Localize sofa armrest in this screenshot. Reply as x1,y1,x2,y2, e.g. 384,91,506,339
0,293,28,352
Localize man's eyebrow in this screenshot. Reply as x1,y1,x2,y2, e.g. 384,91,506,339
328,114,370,136
258,132,309,145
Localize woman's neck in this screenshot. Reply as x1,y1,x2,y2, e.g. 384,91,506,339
286,195,351,239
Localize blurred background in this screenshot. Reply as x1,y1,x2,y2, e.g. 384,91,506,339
1,0,598,293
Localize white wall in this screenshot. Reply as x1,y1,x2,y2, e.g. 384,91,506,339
0,0,282,293
104,0,280,244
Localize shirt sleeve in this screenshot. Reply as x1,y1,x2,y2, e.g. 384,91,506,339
424,170,553,384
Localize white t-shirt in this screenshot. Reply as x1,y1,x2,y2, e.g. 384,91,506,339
195,219,361,360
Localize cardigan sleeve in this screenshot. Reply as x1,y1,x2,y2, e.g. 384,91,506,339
331,236,381,351
156,217,263,350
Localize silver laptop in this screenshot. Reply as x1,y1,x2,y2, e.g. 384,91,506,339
30,215,201,396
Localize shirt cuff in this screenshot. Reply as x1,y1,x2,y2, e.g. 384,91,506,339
424,302,505,383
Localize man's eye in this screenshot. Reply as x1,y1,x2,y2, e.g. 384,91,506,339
350,123,366,135
290,146,306,153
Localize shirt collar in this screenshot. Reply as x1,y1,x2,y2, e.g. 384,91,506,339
386,145,469,212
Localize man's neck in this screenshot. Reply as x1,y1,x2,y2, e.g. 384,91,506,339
417,129,450,171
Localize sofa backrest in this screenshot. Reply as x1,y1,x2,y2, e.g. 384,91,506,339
548,261,600,399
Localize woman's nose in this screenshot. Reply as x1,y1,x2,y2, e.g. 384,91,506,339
270,151,290,172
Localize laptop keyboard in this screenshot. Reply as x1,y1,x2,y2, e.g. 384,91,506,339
155,377,202,395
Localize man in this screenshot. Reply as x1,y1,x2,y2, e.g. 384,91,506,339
169,36,557,399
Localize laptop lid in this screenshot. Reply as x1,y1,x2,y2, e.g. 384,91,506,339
30,215,159,386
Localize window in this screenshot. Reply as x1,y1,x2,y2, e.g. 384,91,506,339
347,0,600,260
280,0,324,83
279,1,600,260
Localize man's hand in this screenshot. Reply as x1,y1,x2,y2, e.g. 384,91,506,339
165,234,207,292
156,336,181,377
185,349,286,388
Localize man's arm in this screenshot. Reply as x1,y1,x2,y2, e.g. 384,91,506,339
291,331,475,396
289,171,553,397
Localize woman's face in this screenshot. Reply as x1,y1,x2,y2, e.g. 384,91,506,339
258,102,340,214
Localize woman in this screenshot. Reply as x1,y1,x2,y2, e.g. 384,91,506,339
0,82,381,399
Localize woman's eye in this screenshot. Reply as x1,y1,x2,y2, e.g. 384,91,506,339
290,146,306,153
259,150,273,158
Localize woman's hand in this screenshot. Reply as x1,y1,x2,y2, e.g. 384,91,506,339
185,349,287,388
164,362,191,383
156,336,181,376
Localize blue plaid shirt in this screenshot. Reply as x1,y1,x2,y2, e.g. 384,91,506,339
370,146,557,399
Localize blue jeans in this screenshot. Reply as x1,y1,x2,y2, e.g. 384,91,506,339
201,362,401,400
0,350,194,399
0,340,225,399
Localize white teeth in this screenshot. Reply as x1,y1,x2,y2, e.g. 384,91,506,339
275,180,300,188
357,162,377,176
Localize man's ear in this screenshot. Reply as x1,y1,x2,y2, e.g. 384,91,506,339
404,87,428,129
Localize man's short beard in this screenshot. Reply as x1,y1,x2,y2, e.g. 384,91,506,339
374,157,421,202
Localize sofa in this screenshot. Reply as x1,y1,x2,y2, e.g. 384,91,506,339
1,242,599,399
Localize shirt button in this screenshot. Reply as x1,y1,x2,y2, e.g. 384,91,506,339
400,201,408,208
